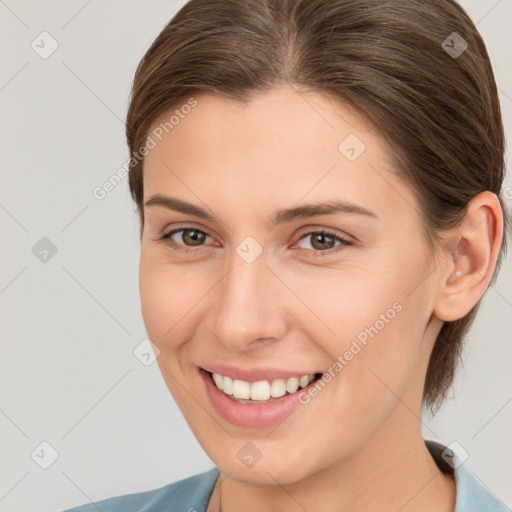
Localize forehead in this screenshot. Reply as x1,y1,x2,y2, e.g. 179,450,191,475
142,86,417,223
146,86,376,158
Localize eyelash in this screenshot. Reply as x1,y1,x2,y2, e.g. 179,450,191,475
157,227,353,256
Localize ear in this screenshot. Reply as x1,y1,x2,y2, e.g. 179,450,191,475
433,191,504,322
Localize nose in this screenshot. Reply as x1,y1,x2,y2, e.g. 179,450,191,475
211,245,288,351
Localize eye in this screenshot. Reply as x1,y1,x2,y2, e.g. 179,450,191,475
157,227,352,256
295,230,352,256
159,227,214,252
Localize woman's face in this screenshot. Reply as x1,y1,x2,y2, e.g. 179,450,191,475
139,86,444,484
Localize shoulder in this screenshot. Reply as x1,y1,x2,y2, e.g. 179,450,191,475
425,440,511,512
452,458,510,511
62,467,219,512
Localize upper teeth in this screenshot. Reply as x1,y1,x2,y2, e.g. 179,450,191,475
212,372,315,401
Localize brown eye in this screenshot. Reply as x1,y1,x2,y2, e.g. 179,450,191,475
305,232,336,250
179,229,207,246
297,231,352,253
160,228,213,251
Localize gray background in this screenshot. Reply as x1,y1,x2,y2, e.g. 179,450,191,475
0,1,511,511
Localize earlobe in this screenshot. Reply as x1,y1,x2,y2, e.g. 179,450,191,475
433,191,503,322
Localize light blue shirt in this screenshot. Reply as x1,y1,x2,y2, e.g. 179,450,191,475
63,440,510,511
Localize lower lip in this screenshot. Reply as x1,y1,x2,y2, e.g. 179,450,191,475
199,368,315,428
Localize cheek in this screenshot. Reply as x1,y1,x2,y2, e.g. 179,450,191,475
278,262,415,352
284,253,430,406
139,254,205,408
139,252,201,345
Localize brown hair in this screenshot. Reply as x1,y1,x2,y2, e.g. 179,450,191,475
126,0,509,413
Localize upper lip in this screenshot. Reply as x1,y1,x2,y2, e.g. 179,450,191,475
200,364,321,382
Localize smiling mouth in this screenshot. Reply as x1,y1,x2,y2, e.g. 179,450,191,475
205,370,323,404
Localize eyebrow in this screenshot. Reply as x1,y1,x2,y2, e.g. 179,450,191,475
144,194,378,226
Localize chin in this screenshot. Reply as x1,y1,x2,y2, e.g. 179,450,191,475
222,462,310,486
208,443,320,486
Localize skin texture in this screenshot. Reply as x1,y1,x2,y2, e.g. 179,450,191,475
139,85,502,512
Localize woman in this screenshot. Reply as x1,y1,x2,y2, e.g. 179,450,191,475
64,0,509,510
